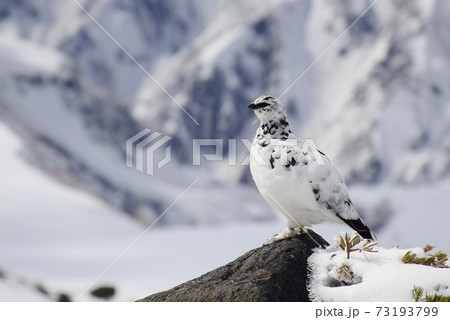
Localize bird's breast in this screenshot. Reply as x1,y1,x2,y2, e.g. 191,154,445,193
250,143,317,209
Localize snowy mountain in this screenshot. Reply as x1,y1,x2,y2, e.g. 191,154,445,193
0,0,449,301
1,0,449,220
0,0,276,224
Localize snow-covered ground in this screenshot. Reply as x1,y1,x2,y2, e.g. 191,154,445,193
308,234,450,302
1,119,449,301
0,119,280,301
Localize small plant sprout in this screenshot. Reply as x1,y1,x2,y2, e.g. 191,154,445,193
411,285,450,302
411,286,424,302
336,264,355,284
336,232,378,259
402,244,449,268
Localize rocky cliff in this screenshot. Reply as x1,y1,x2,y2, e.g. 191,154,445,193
138,231,328,302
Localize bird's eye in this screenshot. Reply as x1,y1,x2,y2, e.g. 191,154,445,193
257,102,270,108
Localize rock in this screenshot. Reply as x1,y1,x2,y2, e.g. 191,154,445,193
90,286,116,299
35,283,49,296
57,293,72,302
138,230,328,302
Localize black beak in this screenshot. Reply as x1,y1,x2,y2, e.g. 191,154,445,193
247,102,269,110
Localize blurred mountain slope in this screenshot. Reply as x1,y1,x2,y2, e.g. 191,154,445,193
0,0,449,226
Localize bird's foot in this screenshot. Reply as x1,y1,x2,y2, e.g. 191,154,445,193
264,226,307,245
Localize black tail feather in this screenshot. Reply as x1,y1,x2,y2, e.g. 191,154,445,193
341,217,376,241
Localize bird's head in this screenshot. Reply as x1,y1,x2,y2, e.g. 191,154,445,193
247,95,287,123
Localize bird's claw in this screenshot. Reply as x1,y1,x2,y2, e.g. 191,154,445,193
263,226,307,245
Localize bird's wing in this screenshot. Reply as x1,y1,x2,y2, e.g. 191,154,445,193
301,144,376,240
306,150,358,220
267,139,352,219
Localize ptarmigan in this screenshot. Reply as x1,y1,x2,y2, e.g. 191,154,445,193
248,95,375,243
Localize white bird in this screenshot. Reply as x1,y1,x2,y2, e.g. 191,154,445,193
248,95,375,243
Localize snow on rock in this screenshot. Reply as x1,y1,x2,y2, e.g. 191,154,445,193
0,35,68,75
0,268,57,302
308,233,450,302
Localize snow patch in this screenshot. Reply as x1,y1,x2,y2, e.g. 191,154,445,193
308,237,450,302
